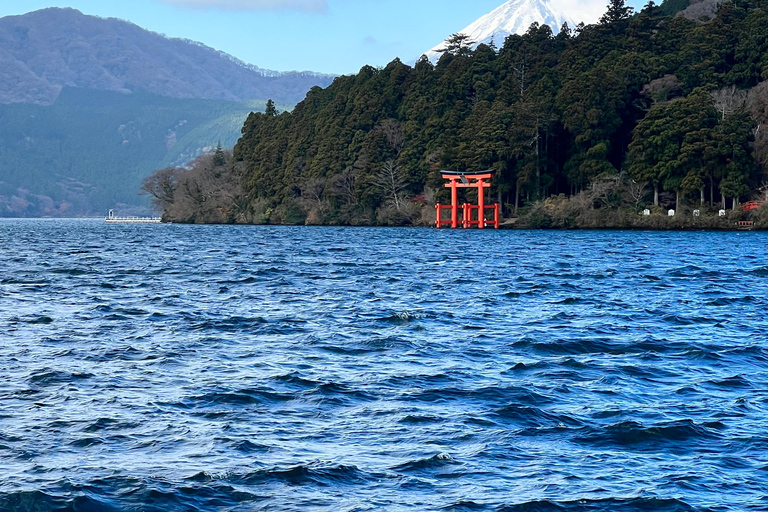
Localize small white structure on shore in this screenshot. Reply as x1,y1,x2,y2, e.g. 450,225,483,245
719,210,727,217
668,209,675,217
105,209,161,224
643,209,651,216
693,210,701,217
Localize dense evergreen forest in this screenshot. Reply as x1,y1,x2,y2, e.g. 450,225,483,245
150,0,768,227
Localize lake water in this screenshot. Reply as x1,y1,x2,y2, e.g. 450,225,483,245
1,219,767,511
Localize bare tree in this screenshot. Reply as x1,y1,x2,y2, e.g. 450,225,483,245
373,160,406,211
301,178,325,204
641,74,683,104
376,119,405,156
680,0,722,21
625,176,648,208
144,147,250,223
713,85,747,121
748,81,768,169
300,177,331,224
329,170,356,205
140,167,179,211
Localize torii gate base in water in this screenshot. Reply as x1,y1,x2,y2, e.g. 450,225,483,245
435,170,499,229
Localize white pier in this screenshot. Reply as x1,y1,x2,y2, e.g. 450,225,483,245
105,210,162,224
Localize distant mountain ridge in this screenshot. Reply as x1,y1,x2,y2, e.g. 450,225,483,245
424,0,581,62
0,7,335,105
0,7,332,217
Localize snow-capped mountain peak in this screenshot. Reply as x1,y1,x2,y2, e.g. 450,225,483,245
423,0,581,62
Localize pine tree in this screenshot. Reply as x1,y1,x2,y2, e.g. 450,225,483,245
265,99,278,116
437,33,476,57
600,0,634,24
213,141,226,167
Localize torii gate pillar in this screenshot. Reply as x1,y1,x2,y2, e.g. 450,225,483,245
435,170,499,229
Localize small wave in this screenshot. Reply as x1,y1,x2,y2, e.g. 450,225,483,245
679,346,722,361
407,385,552,406
704,374,752,389
534,272,585,280
552,297,589,305
251,267,284,277
50,267,90,276
187,388,294,406
27,368,93,386
399,414,444,424
69,436,105,448
747,265,768,276
0,491,66,511
661,314,715,325
14,315,54,324
270,373,321,388
86,345,145,362
212,437,270,453
441,500,491,511
302,381,377,403
233,462,373,486
511,337,617,355
721,346,768,363
83,418,140,433
318,334,417,355
494,404,581,428
508,361,546,372
666,265,713,278
706,295,758,306
190,316,268,332
1,490,123,512
575,419,723,448
1,278,50,285
216,276,259,285
376,311,424,324
391,453,457,472
498,497,697,511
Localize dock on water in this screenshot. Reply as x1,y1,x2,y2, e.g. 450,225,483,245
105,210,161,224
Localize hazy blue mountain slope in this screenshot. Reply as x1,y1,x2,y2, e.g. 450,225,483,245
0,8,334,106
0,7,329,216
0,88,264,217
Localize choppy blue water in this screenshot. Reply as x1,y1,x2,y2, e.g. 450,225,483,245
1,219,767,512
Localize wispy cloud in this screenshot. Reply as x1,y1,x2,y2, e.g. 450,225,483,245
158,0,329,13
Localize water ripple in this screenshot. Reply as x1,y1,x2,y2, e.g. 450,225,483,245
0,220,767,511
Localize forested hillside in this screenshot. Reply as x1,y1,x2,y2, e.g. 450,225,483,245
0,88,269,217
152,0,768,226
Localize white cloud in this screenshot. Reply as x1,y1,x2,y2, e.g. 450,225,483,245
159,0,329,13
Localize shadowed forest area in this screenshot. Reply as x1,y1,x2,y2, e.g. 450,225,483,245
146,0,768,228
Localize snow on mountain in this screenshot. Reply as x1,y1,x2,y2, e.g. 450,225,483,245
423,0,582,62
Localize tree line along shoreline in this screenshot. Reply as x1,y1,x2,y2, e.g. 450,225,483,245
140,0,768,230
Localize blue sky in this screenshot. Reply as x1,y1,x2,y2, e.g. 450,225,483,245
0,0,645,75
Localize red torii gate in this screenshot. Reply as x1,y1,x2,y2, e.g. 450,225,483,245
435,170,499,229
